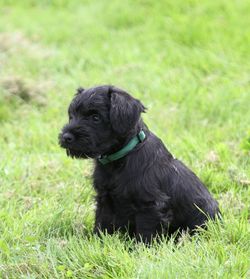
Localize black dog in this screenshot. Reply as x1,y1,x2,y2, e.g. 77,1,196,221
59,85,219,243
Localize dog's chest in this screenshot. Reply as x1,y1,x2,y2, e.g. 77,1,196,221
95,164,139,195
110,194,137,216
94,163,157,215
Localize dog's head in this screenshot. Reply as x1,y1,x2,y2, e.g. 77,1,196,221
59,85,146,159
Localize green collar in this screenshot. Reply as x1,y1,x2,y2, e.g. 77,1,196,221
98,130,146,165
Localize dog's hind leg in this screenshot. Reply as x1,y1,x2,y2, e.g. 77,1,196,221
135,209,163,244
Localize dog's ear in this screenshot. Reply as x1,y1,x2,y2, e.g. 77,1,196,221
76,87,85,95
109,87,146,135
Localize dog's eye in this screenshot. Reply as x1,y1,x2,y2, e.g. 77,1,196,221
92,114,100,122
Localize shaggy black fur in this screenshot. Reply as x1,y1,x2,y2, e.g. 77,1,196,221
59,85,220,243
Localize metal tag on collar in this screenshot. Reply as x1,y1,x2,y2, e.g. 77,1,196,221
138,130,146,142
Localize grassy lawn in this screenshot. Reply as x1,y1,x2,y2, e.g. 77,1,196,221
0,0,249,278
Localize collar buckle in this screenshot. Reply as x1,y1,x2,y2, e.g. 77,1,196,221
98,129,146,165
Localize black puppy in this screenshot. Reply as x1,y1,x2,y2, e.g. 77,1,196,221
59,85,219,243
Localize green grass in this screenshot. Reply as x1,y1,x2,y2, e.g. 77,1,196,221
0,0,250,278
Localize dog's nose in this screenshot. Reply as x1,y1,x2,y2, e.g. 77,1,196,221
62,132,75,144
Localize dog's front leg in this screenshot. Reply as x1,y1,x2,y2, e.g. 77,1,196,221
93,195,115,236
135,209,161,244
